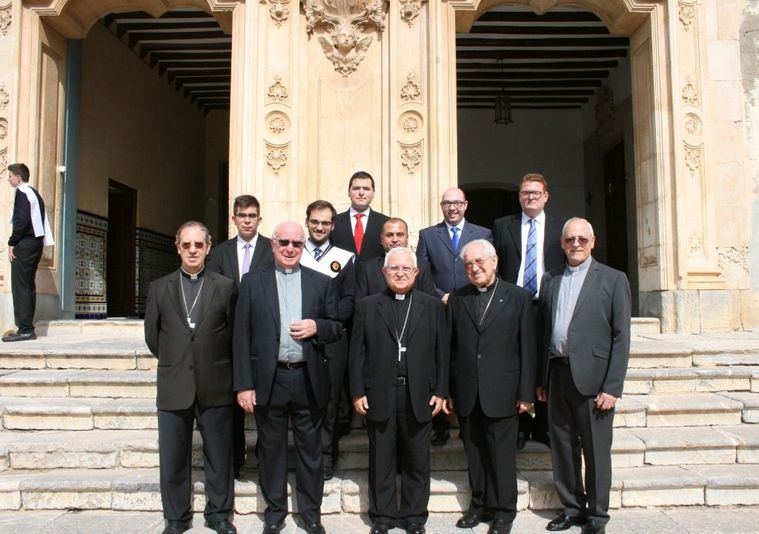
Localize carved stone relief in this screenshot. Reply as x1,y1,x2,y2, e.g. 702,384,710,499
303,0,388,76
689,231,703,255
0,82,8,110
0,117,7,141
399,0,421,27
0,3,11,37
0,148,6,180
267,76,289,103
678,3,695,31
268,0,290,26
400,142,422,174
266,143,288,174
684,144,701,172
398,110,423,145
400,72,421,103
682,79,699,106
717,246,749,273
265,111,291,143
684,112,702,139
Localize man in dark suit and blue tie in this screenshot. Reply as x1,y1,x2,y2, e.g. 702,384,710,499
416,187,492,446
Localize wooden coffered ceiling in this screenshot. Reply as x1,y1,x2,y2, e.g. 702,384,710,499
456,7,629,110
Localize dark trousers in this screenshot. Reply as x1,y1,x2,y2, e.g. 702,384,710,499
10,236,43,333
518,401,549,438
158,401,234,523
366,384,431,527
321,334,349,460
459,397,518,522
548,361,614,523
232,403,246,474
255,367,324,526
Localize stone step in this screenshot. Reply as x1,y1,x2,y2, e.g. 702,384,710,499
632,392,746,427
2,464,759,512
639,332,759,367
0,339,154,371
624,366,757,394
35,320,145,338
0,370,155,398
0,397,156,431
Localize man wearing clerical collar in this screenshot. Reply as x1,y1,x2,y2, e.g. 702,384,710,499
144,221,238,534
234,221,341,534
349,247,449,534
446,239,536,534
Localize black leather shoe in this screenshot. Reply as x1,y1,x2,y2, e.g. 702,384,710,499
488,519,513,534
205,518,237,534
161,521,189,534
305,522,326,534
369,523,390,534
323,455,334,481
406,523,425,534
532,431,551,448
431,428,449,446
546,513,586,531
516,431,527,450
2,331,36,342
261,523,284,534
456,511,493,528
581,519,606,534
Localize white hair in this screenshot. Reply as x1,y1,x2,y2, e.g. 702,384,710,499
561,217,594,238
459,239,496,261
384,246,418,268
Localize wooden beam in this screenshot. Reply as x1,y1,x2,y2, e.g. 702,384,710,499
458,96,589,103
457,60,618,70
467,25,609,35
456,37,628,48
457,79,602,89
475,12,602,23
458,103,582,109
457,70,609,80
458,89,595,96
157,60,232,69
128,30,228,47
457,49,627,59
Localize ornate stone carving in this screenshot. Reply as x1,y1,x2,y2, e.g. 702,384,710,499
400,72,421,103
684,144,701,172
268,0,290,26
303,0,388,76
267,76,289,103
717,246,749,273
266,144,288,173
0,4,11,37
400,143,422,174
682,79,699,106
0,148,7,180
678,3,695,31
0,82,9,110
689,231,703,255
269,116,286,134
402,116,418,133
684,113,702,137
399,0,421,27
0,117,7,141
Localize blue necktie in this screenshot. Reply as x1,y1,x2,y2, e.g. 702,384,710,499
524,219,537,297
451,226,460,253
313,247,323,261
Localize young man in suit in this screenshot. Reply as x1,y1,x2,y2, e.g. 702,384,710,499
330,171,389,272
492,173,563,449
536,218,631,534
416,187,492,446
447,239,535,534
350,247,449,534
144,221,237,534
234,221,342,534
207,194,273,478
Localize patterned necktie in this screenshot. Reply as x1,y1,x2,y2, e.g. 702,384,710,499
313,246,323,261
354,213,365,255
451,226,460,253
524,218,537,297
241,243,252,281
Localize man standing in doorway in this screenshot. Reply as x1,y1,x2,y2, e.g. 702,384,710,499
3,163,54,342
331,171,389,273
492,173,564,448
207,194,274,478
416,187,492,446
537,218,631,534
144,221,237,534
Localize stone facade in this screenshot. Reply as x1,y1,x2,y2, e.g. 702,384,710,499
0,0,756,333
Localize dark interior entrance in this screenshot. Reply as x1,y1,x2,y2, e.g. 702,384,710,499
461,187,520,230
603,141,629,274
107,180,137,317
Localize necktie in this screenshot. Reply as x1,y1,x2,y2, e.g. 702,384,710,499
313,247,323,261
451,226,460,253
354,213,365,255
524,218,537,297
241,243,251,281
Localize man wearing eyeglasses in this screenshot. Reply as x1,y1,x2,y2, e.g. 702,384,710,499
446,239,535,534
536,218,631,534
349,247,449,534
207,194,274,478
233,221,342,534
492,173,564,449
145,221,238,534
416,187,492,446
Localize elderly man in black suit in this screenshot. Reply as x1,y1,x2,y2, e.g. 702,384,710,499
234,221,342,534
145,221,237,534
536,218,631,534
447,239,535,534
207,194,273,478
492,173,564,449
350,247,449,534
330,171,389,272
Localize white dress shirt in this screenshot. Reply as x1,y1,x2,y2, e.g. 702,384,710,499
349,206,373,235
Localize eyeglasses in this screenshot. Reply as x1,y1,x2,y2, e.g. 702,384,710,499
441,200,466,208
235,213,259,220
563,236,590,245
179,241,206,250
463,256,493,270
384,266,415,275
275,239,305,249
519,191,545,199
308,219,333,228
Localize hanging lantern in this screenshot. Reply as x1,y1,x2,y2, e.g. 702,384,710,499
493,57,513,126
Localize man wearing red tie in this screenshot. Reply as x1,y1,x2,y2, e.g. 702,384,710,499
330,171,389,275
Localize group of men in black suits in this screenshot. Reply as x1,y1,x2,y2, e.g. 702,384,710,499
144,170,631,534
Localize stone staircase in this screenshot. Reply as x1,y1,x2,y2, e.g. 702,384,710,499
1,320,759,514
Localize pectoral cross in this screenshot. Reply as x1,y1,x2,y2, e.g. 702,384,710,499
398,343,406,362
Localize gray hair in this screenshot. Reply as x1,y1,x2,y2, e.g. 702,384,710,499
272,220,306,240
459,239,496,261
175,221,211,244
384,246,418,268
561,217,595,238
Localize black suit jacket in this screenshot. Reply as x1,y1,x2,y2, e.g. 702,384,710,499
537,258,631,398
233,265,342,408
349,289,449,423
355,256,436,300
207,234,274,287
331,209,389,266
144,270,237,411
492,213,564,284
448,279,536,418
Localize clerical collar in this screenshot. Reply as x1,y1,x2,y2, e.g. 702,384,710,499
275,264,300,275
180,267,206,280
477,279,497,293
393,292,409,301
567,256,592,274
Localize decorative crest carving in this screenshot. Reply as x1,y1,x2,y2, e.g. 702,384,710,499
399,0,421,27
267,76,289,103
402,117,418,133
0,82,9,110
0,118,7,141
269,117,286,134
303,0,388,76
684,144,701,172
400,143,422,174
400,72,421,102
0,149,6,180
269,0,290,25
0,4,11,37
266,145,288,173
682,79,699,106
678,3,695,31
684,113,702,136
